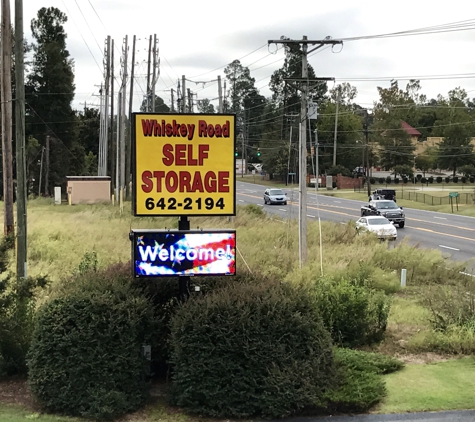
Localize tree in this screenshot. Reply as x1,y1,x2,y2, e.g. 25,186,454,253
139,94,170,113
196,98,215,114
26,7,80,194
432,88,475,176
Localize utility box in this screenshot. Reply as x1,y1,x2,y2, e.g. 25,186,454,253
54,187,61,204
326,175,333,190
66,176,111,204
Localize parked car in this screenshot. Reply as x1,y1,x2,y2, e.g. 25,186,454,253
360,200,405,228
263,188,287,205
355,215,397,241
369,188,396,202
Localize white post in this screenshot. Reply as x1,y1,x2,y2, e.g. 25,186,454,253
54,187,61,205
400,268,407,287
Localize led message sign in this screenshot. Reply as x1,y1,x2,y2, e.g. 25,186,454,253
132,113,236,216
130,229,236,277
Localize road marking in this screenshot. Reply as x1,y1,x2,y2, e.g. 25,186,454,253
334,201,341,203
439,245,460,251
279,208,287,212
257,204,263,207
307,215,315,218
434,216,447,220
238,199,244,202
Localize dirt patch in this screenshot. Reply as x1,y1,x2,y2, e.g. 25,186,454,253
0,377,39,411
394,352,451,364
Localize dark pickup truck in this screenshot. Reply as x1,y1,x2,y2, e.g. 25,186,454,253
360,199,405,228
369,189,396,202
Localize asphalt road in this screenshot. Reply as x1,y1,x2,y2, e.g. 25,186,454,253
277,410,475,422
236,181,475,272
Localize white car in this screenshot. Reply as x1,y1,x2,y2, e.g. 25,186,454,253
355,215,397,241
263,188,287,205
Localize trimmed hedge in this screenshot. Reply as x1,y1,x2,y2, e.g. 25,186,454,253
170,280,336,419
324,348,403,413
313,277,391,347
28,272,154,420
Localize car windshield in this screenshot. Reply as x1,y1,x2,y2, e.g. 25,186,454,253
269,189,284,195
375,201,398,209
367,217,390,226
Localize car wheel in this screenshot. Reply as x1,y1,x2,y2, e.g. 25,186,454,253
399,222,405,228
284,201,287,205
264,198,267,205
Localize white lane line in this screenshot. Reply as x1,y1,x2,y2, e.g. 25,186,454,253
238,199,244,202
434,217,447,220
439,245,460,251
279,208,287,212
257,204,263,207
307,215,315,218
334,201,341,203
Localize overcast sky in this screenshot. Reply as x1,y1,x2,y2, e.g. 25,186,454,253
20,0,475,113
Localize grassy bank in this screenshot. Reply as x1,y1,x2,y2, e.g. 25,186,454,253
0,199,474,419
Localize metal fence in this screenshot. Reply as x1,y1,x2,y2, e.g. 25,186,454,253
399,191,475,205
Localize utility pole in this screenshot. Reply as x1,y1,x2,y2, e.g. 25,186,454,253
151,34,159,112
119,35,128,206
38,147,45,196
181,75,186,113
127,35,136,199
15,0,27,278
218,75,223,113
45,135,50,196
1,0,14,235
146,35,152,111
364,111,371,197
268,36,342,267
170,89,175,112
110,39,115,197
333,86,340,166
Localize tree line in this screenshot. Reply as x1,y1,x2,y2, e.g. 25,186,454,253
3,7,475,198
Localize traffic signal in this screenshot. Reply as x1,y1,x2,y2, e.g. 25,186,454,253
235,148,238,157
257,148,261,157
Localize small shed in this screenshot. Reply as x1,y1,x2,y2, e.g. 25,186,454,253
66,176,111,204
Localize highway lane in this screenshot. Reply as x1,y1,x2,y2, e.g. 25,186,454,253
236,181,475,271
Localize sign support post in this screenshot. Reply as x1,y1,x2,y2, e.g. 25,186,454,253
178,215,190,300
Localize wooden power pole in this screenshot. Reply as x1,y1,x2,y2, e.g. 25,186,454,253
268,36,342,267
1,0,14,235
15,0,27,278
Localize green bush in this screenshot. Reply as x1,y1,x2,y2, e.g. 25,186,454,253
445,176,450,183
428,176,434,183
378,177,385,184
436,176,442,183
453,176,459,183
385,177,392,184
169,280,336,419
394,178,399,184
28,270,154,420
421,177,427,184
470,177,475,183
461,176,467,183
0,235,49,376
312,277,391,347
323,348,403,413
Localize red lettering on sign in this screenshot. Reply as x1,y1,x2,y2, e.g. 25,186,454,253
153,171,165,192
141,171,153,193
179,171,192,192
218,171,229,192
165,172,178,193
204,171,217,192
162,144,174,166
175,144,186,166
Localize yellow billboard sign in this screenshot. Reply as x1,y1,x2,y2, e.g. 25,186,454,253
132,113,236,216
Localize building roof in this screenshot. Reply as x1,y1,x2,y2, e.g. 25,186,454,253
401,121,421,137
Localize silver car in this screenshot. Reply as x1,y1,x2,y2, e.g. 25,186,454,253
263,188,287,205
355,216,397,241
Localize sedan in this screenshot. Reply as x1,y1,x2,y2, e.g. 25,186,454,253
263,188,287,205
355,215,397,241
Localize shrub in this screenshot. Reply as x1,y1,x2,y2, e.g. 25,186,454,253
453,176,459,183
323,348,403,413
242,203,265,216
421,177,427,184
169,280,336,419
416,174,422,180
385,177,392,184
445,176,450,183
402,177,408,184
470,177,475,183
436,176,442,183
394,178,399,184
378,177,385,184
0,235,49,376
370,177,376,184
312,277,391,347
428,176,434,184
461,176,467,184
28,270,154,420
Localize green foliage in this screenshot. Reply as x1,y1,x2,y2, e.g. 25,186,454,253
75,250,98,274
0,236,49,376
169,280,336,419
242,203,265,217
323,348,403,413
312,277,391,347
437,176,443,183
27,270,154,420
